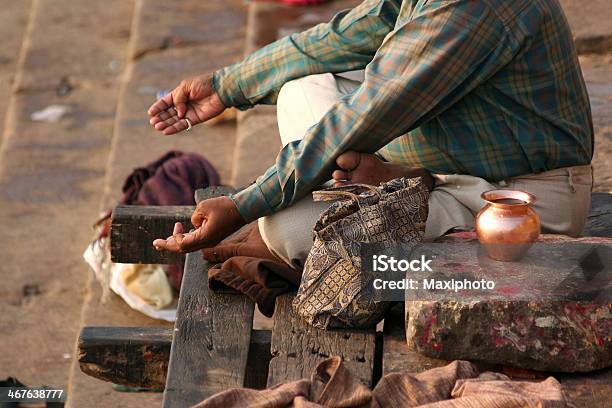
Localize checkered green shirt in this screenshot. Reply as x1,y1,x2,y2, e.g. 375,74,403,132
213,0,593,223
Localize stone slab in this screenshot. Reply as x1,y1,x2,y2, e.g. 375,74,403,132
385,303,612,408
405,235,612,373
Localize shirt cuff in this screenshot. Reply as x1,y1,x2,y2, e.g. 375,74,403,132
229,182,274,223
212,65,254,111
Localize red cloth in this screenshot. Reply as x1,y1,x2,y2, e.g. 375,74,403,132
118,150,219,206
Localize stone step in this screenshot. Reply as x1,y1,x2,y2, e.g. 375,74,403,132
581,54,612,193
0,0,135,398
66,1,247,407
559,0,612,54
0,1,32,148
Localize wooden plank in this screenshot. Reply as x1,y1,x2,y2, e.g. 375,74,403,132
78,327,172,389
163,186,256,407
77,327,271,390
163,251,255,406
267,294,376,388
110,205,194,264
245,330,272,390
193,185,237,205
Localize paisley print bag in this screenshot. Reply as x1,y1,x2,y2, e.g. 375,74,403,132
293,177,430,329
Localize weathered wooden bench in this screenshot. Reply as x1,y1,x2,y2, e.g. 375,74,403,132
78,189,612,407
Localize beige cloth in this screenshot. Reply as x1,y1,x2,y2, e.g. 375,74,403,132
260,73,593,268
119,264,173,309
193,357,568,408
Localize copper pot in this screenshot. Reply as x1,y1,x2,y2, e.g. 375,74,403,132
475,189,540,261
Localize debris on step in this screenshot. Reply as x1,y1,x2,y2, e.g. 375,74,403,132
30,105,71,123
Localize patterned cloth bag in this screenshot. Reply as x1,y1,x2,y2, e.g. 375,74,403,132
293,177,430,329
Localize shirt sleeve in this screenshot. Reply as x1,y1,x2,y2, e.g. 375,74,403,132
213,0,401,110
231,0,515,223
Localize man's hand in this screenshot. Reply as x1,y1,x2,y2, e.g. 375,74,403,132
148,74,226,135
152,196,246,253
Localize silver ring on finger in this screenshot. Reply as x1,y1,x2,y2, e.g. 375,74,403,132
184,118,192,131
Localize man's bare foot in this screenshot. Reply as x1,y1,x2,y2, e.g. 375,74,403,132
332,151,434,191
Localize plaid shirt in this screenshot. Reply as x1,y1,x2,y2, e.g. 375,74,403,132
213,0,593,223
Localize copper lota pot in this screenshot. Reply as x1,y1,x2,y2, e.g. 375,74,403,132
475,189,541,262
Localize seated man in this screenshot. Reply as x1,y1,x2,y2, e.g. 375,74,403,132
149,0,593,268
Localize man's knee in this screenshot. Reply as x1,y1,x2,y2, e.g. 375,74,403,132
277,77,305,111
277,73,338,111
277,75,330,146
277,73,350,146
258,196,332,268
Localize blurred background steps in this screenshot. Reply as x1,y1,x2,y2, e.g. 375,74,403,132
66,1,247,407
0,1,32,147
0,0,136,404
559,0,612,54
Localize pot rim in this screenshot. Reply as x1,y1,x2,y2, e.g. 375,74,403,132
480,189,536,207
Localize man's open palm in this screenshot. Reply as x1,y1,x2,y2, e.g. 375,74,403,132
152,196,245,253
148,74,226,135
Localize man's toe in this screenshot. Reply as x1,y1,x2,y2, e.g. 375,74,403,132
336,150,361,171
332,169,351,181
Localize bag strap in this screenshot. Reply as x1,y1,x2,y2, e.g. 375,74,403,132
312,183,382,203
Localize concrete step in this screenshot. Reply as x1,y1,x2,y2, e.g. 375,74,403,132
0,1,32,148
559,0,612,54
0,0,135,396
66,1,247,406
582,53,612,193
